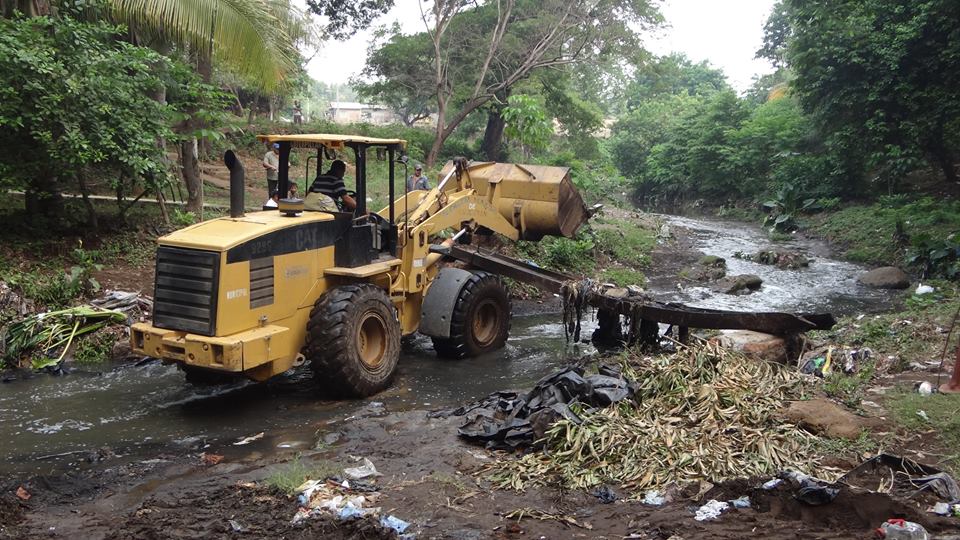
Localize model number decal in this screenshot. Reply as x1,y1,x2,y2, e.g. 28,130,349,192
226,288,247,299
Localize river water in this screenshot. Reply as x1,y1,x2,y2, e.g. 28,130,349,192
0,214,899,477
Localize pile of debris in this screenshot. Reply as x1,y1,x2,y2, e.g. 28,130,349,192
465,342,827,492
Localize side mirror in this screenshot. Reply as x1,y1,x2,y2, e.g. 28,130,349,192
323,146,337,160
398,154,409,164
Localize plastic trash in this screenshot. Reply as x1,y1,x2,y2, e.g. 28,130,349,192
917,410,930,422
762,478,783,490
380,515,411,534
642,490,665,506
344,457,382,479
930,502,950,515
729,496,750,509
591,485,618,504
233,432,264,445
694,499,729,521
915,284,935,295
918,382,933,396
228,519,248,533
877,519,929,540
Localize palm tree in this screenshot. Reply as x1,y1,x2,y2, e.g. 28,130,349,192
105,0,316,211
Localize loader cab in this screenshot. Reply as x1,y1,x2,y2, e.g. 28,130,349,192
257,134,406,263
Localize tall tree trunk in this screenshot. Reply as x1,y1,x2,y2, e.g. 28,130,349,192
179,54,211,213
181,139,202,213
934,148,958,184
25,174,61,220
77,174,98,229
480,110,507,162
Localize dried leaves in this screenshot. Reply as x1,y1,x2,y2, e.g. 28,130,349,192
489,342,825,492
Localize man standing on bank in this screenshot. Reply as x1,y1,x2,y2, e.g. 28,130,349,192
406,164,430,192
263,143,280,197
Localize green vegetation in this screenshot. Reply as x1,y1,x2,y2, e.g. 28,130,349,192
814,281,959,368
886,390,960,473
822,360,876,410
600,268,647,288
264,456,341,495
74,332,117,365
811,198,960,269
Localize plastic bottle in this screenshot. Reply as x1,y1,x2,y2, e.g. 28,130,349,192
877,519,929,540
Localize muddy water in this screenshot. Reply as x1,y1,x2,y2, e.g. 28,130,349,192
0,314,597,477
0,214,897,478
649,214,897,315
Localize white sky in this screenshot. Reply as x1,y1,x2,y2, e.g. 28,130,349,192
305,0,777,93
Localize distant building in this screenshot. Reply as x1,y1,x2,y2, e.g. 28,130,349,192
327,102,400,125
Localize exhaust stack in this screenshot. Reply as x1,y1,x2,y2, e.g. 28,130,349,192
224,150,245,218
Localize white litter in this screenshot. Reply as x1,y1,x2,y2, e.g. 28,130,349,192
918,382,933,395
762,478,783,490
917,410,930,422
642,490,666,506
729,496,751,509
344,457,382,479
916,284,935,295
233,432,265,445
694,499,729,521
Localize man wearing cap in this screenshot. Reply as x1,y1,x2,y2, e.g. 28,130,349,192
406,165,430,192
263,143,280,197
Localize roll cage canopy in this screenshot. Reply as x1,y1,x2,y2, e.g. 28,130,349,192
256,133,407,223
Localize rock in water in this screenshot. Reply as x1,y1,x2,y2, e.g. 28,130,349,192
858,267,910,289
712,274,763,294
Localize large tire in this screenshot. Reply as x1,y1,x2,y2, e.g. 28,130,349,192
306,284,401,397
432,272,511,359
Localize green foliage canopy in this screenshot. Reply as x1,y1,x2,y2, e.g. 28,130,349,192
0,15,171,192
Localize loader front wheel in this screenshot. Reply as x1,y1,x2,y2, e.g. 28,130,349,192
432,272,511,359
306,285,400,397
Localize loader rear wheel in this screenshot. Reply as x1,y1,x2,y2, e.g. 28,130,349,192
306,284,400,397
432,272,511,359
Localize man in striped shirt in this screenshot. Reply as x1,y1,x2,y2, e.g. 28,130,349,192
309,159,356,211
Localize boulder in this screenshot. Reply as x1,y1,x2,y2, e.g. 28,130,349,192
713,330,787,363
781,398,883,439
712,274,763,294
858,267,910,289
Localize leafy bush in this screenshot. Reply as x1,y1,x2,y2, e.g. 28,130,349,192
541,237,595,273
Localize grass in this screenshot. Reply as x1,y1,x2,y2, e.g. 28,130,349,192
264,456,342,495
593,220,655,267
812,280,959,368
886,389,960,473
816,430,880,458
601,267,647,287
822,359,876,410
810,197,960,267
73,332,116,365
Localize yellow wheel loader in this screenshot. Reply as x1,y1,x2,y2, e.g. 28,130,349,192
130,134,589,396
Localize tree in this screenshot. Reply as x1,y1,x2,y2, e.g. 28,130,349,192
305,0,393,40
353,28,435,127
773,0,960,185
501,94,551,158
104,0,314,211
0,15,172,226
415,0,660,167
625,53,728,108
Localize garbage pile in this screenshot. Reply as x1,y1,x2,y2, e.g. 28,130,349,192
431,362,633,449
734,249,810,269
480,342,825,492
290,457,413,538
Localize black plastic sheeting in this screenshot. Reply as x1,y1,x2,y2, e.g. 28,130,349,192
429,364,636,450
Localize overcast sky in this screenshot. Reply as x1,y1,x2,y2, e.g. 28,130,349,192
305,0,778,93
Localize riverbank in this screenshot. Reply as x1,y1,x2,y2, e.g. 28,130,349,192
2,208,959,538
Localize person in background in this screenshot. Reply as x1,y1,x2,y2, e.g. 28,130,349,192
287,182,299,199
310,159,356,211
262,143,280,196
293,101,304,125
406,164,430,192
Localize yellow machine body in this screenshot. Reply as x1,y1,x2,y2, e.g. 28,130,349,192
131,135,589,382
